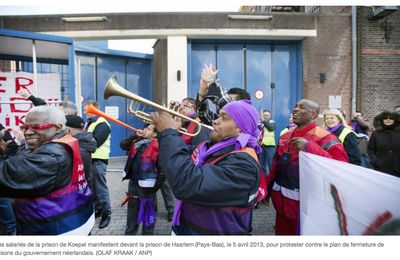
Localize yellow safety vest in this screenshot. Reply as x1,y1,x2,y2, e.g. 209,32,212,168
280,127,289,136
338,127,355,144
88,117,111,160
262,126,276,146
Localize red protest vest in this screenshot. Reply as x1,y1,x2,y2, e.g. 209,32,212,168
14,135,94,235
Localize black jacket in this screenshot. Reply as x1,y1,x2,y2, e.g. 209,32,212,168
196,82,231,126
331,125,362,165
28,95,47,106
0,131,73,198
157,129,259,208
120,134,165,196
368,111,400,177
0,123,18,157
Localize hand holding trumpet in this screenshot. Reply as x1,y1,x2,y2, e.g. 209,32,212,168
150,111,182,133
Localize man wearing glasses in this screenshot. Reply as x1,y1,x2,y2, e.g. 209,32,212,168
0,106,94,235
179,97,211,146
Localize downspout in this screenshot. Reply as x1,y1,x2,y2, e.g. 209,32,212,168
351,6,357,116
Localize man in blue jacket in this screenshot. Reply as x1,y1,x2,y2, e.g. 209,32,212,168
150,100,263,235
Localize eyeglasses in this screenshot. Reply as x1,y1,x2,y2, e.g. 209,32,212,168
384,117,394,120
182,103,194,109
22,124,57,131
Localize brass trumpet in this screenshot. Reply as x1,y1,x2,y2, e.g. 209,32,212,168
104,75,213,137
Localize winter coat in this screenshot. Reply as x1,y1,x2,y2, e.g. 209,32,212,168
331,125,362,165
368,111,400,177
267,122,349,224
157,129,259,208
0,131,73,198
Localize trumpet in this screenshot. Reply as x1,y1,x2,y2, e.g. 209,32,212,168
85,104,139,133
104,75,213,137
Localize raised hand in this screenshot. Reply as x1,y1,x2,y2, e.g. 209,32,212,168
199,64,219,98
169,100,181,112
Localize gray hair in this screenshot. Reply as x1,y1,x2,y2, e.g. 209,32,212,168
59,101,78,115
27,106,66,127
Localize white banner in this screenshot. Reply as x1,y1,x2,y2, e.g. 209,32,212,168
300,151,400,235
0,72,61,130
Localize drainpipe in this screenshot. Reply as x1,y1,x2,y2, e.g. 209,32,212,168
351,6,357,116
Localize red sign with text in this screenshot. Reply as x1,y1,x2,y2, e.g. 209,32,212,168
0,72,61,131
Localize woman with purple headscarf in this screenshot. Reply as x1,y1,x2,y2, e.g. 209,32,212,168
150,100,264,235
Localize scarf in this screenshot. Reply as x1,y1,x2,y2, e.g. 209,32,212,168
327,124,342,133
195,134,259,166
137,197,156,227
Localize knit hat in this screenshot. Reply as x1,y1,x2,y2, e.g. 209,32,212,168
66,115,85,129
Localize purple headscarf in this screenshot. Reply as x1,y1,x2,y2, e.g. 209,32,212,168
223,100,260,140
194,100,261,167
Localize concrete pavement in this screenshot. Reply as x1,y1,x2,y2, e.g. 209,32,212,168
91,157,276,235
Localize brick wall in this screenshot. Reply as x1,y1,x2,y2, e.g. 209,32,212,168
357,7,400,122
302,12,353,119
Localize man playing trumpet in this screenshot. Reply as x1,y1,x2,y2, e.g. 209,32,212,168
150,100,265,235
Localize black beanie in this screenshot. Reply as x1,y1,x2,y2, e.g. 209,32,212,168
66,115,85,129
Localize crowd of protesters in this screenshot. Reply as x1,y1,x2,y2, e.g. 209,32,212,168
1,64,399,236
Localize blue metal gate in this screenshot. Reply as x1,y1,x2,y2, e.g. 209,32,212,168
189,41,302,140
78,51,152,157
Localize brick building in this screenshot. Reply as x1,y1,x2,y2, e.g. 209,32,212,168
240,5,400,124
302,6,353,120
1,6,399,132
357,6,400,121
